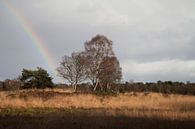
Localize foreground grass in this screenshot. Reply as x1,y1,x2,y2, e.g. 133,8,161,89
0,89,195,129
0,108,195,129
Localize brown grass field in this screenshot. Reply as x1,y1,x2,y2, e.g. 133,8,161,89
0,88,195,129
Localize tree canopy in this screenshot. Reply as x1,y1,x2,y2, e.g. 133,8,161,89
20,67,54,89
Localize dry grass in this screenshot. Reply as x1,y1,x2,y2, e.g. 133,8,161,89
0,89,195,111
0,89,195,129
0,89,195,119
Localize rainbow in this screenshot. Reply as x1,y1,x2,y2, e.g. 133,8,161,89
1,0,62,82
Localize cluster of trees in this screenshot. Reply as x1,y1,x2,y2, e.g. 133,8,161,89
1,67,54,90
0,35,122,91
57,35,122,91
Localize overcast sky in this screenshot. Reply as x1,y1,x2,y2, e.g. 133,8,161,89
1,0,195,83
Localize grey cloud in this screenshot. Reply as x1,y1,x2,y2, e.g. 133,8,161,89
1,0,195,82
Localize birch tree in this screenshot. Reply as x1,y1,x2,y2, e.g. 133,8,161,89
84,35,122,90
57,52,87,90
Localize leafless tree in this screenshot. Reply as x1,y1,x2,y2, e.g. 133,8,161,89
57,52,87,90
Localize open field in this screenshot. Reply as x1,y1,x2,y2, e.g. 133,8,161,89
0,89,195,129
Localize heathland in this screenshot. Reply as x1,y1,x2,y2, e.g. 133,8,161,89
0,88,195,129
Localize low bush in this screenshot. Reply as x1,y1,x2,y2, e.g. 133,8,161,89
3,79,23,91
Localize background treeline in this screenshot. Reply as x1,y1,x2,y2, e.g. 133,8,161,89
1,80,195,95
57,81,195,95
114,81,195,95
1,75,195,95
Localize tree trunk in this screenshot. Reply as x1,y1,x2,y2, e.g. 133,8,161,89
74,83,77,91
100,83,103,91
93,78,99,91
106,83,110,89
93,82,98,91
72,83,77,92
92,79,96,87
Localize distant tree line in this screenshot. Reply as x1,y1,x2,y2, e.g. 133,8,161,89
112,81,195,95
55,81,195,95
1,77,195,95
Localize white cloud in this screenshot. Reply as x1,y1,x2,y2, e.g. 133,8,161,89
122,59,195,82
